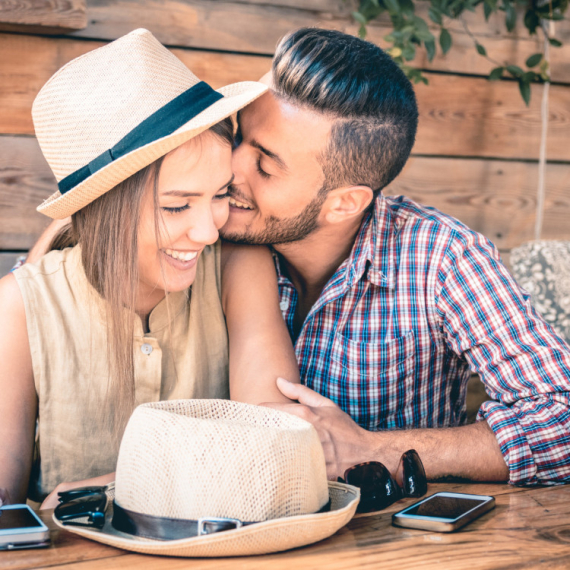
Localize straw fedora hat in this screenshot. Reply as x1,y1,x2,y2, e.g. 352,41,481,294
53,400,360,557
33,28,268,219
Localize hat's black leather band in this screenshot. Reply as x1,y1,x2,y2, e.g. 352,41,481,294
111,499,331,541
58,81,224,195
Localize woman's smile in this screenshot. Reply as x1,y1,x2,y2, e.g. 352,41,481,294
160,248,201,271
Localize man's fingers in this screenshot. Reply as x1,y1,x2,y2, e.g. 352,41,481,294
276,377,336,408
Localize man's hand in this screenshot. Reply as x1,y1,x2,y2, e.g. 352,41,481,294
263,378,510,483
262,377,376,480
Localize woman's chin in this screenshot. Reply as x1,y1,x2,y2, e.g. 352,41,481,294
158,250,200,291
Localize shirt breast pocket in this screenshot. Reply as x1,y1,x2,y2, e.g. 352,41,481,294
329,330,416,430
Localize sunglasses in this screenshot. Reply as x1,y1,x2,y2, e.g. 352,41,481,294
54,486,108,529
338,449,427,513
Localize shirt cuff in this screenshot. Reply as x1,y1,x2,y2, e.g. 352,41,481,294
477,400,538,486
10,255,27,272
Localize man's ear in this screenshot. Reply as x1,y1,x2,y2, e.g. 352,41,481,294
324,186,374,224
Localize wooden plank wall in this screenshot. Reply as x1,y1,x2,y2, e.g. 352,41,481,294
1,0,569,276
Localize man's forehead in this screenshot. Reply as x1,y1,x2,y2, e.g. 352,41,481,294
240,91,332,154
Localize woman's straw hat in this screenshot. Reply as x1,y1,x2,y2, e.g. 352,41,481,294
53,400,360,557
33,28,268,219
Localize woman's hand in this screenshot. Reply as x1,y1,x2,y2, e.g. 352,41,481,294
0,487,11,507
39,472,115,510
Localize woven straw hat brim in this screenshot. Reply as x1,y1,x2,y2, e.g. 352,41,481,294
37,81,267,219
53,482,359,557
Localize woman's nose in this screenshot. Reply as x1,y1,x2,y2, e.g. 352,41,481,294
187,210,219,246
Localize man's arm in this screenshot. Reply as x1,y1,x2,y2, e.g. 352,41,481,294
436,233,570,486
266,378,509,481
266,233,570,485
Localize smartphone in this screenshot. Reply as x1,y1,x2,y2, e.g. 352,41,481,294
0,504,50,550
392,491,495,532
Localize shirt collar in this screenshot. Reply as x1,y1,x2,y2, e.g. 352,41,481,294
347,194,396,288
272,194,396,289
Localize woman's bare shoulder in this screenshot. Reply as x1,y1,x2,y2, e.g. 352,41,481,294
0,273,25,321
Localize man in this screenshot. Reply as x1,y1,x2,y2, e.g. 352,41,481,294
220,28,570,486
27,28,570,487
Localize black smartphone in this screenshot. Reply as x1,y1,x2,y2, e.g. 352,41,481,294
392,491,495,532
0,504,51,550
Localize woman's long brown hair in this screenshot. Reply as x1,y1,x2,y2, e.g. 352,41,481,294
46,119,233,432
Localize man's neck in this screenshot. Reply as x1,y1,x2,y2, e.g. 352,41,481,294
274,215,365,300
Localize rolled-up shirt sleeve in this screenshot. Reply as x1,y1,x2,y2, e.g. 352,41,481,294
436,232,570,485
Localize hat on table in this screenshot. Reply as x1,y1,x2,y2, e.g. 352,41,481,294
53,399,360,557
33,28,268,219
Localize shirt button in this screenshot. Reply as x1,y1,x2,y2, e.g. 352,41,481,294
280,300,289,311
141,343,153,355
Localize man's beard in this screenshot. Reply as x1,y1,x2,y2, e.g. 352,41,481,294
221,186,328,246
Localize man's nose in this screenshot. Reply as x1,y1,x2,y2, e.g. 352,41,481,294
231,144,247,186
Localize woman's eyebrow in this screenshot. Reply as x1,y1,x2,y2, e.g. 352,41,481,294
162,175,234,198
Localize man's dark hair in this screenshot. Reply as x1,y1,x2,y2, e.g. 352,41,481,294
272,28,418,195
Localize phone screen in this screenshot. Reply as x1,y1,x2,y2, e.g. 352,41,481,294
0,508,44,530
405,495,487,520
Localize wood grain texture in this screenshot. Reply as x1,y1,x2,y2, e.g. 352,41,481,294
0,0,86,33
4,484,570,570
386,156,570,250
1,34,568,161
412,73,570,161
2,134,569,251
61,0,570,80
0,135,54,250
0,33,270,136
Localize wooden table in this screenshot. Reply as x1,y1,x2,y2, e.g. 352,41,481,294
4,482,570,569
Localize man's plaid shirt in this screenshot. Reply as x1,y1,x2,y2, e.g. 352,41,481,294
275,195,570,486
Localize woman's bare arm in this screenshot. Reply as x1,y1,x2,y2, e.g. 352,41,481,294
221,243,300,405
0,274,37,504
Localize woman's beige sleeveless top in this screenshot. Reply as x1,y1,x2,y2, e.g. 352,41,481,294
14,244,229,500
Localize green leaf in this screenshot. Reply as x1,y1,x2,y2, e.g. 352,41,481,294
402,43,417,60
358,24,367,39
440,28,452,54
518,79,531,106
549,38,563,47
476,43,487,56
384,0,401,13
397,0,415,13
506,64,523,77
489,66,504,80
525,53,542,67
521,71,536,82
415,29,436,42
505,4,516,32
523,9,540,34
352,11,368,26
425,38,436,61
428,6,443,24
483,1,493,19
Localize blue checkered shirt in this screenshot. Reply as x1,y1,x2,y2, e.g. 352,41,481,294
275,195,570,486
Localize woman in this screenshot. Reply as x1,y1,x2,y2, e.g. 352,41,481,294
0,30,299,507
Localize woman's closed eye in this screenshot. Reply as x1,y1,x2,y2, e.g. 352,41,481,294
162,204,190,214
